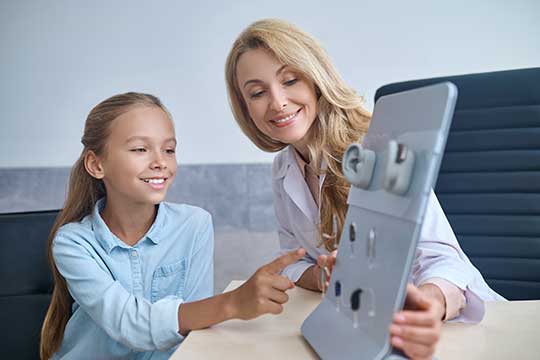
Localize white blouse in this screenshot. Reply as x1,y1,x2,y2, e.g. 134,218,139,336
272,146,505,323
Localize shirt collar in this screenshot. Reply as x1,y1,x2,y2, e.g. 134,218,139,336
273,146,328,179
91,198,166,253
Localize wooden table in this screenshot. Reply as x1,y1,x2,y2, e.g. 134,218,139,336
171,281,540,360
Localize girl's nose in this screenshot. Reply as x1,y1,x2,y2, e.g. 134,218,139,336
150,153,167,170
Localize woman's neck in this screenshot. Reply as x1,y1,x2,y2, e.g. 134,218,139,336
101,195,157,247
293,142,310,164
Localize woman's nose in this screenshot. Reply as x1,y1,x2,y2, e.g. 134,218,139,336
270,88,288,112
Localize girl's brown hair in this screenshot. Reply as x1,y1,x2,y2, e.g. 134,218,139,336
225,19,371,250
40,92,171,359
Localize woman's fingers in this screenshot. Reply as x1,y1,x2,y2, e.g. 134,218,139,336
394,309,438,327
389,323,440,346
391,335,436,360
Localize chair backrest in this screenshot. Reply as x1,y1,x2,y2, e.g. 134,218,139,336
0,210,58,359
374,67,540,300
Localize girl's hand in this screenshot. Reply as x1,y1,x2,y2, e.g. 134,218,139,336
230,248,306,320
389,284,444,360
316,250,337,291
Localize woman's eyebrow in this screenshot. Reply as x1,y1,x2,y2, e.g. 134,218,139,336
242,65,288,89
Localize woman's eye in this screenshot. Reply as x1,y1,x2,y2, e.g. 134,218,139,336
165,149,176,154
131,148,146,152
284,78,298,86
250,90,265,99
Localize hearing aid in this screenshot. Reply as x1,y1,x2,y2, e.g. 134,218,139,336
349,222,356,257
367,227,376,268
335,280,342,311
383,140,415,195
320,266,330,296
342,143,376,189
351,289,363,328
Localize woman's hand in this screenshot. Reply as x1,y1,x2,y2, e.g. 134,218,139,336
229,248,306,320
295,250,338,292
316,250,337,291
389,284,445,360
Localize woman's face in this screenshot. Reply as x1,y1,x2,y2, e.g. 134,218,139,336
236,48,318,152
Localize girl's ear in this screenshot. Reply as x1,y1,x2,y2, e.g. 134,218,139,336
84,151,105,179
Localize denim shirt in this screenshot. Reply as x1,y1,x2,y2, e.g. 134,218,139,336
51,199,214,359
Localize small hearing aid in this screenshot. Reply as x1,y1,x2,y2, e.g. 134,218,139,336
342,143,376,189
351,289,363,328
322,214,339,250
367,227,376,268
383,140,415,195
335,280,342,312
320,266,330,296
349,222,356,257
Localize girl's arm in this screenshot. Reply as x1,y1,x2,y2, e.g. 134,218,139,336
178,248,306,335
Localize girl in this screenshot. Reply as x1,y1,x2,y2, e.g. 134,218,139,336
225,19,504,360
40,92,305,359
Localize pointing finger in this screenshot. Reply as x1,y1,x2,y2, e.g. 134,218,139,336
263,248,306,274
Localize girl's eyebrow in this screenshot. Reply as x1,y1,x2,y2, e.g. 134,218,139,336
242,64,288,89
125,136,177,144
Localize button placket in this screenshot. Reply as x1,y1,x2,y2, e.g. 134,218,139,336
129,248,143,296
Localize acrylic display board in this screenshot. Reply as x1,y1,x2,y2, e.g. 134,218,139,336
301,82,458,360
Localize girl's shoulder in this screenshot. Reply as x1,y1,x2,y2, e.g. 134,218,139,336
160,202,212,228
53,214,95,246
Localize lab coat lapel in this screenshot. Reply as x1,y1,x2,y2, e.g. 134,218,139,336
282,148,319,224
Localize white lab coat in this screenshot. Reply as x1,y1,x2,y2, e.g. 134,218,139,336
272,146,505,323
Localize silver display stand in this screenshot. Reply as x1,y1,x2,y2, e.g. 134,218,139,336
301,82,458,360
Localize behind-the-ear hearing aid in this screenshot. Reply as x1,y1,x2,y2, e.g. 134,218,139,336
342,143,376,189
383,140,415,195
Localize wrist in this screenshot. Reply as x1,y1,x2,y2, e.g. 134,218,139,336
223,289,240,320
419,283,446,320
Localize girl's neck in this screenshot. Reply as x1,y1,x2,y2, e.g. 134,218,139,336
101,196,157,247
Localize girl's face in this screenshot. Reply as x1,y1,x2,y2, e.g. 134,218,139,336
236,48,318,152
97,106,177,207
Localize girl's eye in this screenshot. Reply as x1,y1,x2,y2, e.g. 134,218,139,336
284,78,298,86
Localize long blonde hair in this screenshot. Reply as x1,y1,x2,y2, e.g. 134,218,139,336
225,19,371,250
40,92,171,359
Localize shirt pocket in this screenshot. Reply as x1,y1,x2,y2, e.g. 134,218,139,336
151,258,186,303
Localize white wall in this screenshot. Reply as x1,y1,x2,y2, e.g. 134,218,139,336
1,0,538,167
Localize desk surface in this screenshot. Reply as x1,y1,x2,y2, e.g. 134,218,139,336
171,281,540,360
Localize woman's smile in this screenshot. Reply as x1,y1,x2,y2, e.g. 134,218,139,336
270,108,302,128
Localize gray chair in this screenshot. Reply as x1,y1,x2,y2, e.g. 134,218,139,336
0,210,58,359
375,67,540,300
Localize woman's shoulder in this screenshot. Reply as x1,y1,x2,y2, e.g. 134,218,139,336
272,146,292,179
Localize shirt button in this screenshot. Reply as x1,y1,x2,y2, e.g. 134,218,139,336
131,250,138,258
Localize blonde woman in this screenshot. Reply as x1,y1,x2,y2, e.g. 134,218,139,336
225,19,504,359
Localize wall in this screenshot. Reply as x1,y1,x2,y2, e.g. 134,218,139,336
1,0,538,167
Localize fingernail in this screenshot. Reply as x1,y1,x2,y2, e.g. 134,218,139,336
394,314,405,322
392,336,404,347
390,324,401,335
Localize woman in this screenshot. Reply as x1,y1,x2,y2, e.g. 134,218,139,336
225,19,504,359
